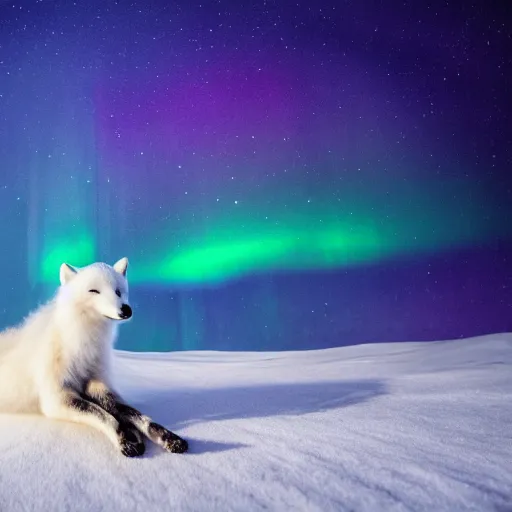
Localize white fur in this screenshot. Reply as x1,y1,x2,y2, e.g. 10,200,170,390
0,257,188,456
0,258,131,444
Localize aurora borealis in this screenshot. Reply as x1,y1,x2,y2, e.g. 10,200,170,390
0,0,511,351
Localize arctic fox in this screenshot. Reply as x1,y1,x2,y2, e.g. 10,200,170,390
0,257,188,457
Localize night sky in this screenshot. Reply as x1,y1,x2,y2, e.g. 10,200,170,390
0,0,511,351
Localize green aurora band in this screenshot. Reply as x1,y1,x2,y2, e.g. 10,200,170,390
38,175,504,286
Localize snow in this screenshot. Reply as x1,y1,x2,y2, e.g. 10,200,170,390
1,333,511,511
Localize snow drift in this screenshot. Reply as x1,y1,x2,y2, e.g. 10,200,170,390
0,333,511,511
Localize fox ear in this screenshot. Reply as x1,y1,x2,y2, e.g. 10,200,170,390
60,263,77,285
113,257,129,276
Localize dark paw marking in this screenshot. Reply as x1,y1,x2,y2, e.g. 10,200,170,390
148,422,188,453
123,423,144,444
120,438,146,457
162,431,188,454
118,428,146,458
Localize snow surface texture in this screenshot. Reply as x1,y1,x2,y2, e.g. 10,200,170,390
0,334,511,511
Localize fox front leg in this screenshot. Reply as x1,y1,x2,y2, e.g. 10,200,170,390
80,385,146,451
40,389,145,457
85,379,188,454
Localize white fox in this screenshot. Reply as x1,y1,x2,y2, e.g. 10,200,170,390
0,257,188,457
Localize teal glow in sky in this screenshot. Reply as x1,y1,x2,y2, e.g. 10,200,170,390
1,0,510,351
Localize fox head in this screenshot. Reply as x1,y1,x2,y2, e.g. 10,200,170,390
58,257,132,322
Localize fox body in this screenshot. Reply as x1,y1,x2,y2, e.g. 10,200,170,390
0,258,187,457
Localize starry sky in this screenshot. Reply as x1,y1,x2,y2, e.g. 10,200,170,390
0,0,511,351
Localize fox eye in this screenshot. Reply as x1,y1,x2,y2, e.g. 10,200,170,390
115,289,121,297
89,289,100,294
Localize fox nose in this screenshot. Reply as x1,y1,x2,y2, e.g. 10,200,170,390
120,304,132,319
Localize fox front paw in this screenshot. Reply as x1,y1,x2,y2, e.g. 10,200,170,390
118,427,146,458
148,422,188,453
161,430,188,454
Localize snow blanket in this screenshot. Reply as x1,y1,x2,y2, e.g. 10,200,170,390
0,333,511,511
